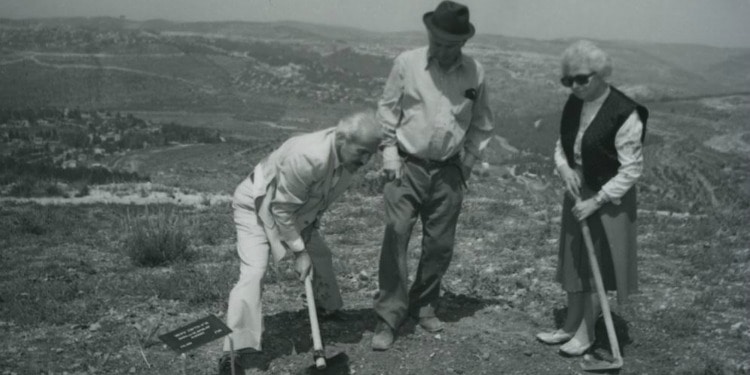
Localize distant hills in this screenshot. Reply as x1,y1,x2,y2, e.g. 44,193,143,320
1,17,748,137
2,17,748,213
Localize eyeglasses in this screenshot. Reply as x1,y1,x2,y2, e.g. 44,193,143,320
560,72,596,87
429,38,464,50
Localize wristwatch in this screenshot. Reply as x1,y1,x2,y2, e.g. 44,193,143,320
593,193,607,207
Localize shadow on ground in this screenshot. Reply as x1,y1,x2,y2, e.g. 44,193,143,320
254,291,501,371
437,291,502,322
296,353,351,375
256,307,370,372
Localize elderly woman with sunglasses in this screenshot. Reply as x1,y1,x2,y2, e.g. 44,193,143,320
536,40,648,356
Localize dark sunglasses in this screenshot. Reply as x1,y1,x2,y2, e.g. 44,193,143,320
560,72,596,87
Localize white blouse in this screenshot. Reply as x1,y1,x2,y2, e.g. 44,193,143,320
554,87,645,203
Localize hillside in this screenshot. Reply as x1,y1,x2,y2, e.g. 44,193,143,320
3,17,747,111
3,17,748,152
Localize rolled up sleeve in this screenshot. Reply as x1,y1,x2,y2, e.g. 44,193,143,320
377,55,405,166
464,78,495,160
599,110,644,201
554,139,569,170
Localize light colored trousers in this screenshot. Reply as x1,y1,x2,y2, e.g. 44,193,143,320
223,178,343,352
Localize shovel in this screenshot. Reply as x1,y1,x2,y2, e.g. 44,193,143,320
579,216,623,371
304,272,326,370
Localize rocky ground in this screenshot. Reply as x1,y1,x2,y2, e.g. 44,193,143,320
1,168,748,375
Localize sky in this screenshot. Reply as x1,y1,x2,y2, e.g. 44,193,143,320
1,0,749,48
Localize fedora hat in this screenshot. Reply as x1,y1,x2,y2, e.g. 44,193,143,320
423,1,475,42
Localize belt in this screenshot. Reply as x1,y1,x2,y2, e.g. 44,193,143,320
398,148,460,169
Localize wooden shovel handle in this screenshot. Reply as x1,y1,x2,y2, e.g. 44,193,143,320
580,217,622,361
304,273,326,369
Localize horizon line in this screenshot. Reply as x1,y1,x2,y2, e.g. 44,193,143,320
1,16,749,49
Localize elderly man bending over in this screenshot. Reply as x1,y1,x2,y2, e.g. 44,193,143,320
218,111,383,374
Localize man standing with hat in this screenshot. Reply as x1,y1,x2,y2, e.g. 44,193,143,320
371,0,495,350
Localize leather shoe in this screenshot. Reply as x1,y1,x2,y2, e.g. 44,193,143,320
371,321,395,351
218,353,244,375
536,330,573,345
559,338,593,356
218,349,266,375
418,317,444,333
317,307,344,321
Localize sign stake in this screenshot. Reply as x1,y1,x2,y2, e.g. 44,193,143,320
229,336,236,375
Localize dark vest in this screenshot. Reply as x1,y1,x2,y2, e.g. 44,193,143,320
560,86,648,191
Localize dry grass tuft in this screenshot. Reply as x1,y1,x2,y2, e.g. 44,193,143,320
121,206,193,267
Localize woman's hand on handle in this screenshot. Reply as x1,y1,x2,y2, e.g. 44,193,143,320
573,198,600,221
559,164,581,199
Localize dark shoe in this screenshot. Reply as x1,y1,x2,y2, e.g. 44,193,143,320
371,321,395,351
418,316,444,333
218,349,266,375
317,307,343,321
218,354,243,375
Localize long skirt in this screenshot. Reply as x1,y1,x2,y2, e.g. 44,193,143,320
555,185,639,304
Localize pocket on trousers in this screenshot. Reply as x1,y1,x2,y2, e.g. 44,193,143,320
233,179,255,205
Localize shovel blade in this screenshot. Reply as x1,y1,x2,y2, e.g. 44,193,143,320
303,352,349,375
580,354,623,372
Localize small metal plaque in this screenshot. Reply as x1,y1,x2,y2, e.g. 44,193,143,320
159,315,232,353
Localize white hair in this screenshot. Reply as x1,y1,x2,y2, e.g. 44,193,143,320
335,110,382,147
561,40,613,79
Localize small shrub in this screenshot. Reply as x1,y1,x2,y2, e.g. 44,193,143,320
44,182,66,197
200,193,211,207
464,264,505,297
8,179,67,197
122,206,193,267
8,178,37,197
75,183,90,197
12,209,50,235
